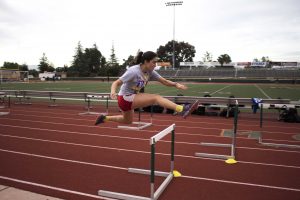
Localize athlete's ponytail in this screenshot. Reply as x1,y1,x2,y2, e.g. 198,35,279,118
134,51,157,65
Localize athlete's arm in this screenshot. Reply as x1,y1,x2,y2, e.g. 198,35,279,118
110,79,123,99
158,77,187,90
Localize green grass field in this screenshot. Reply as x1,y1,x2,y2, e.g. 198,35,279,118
1,81,300,101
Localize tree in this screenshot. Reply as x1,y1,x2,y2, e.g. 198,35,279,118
2,62,28,71
202,51,213,62
253,57,270,62
70,41,86,76
38,53,54,72
56,65,68,72
29,69,39,77
98,57,107,76
106,44,122,77
217,54,232,67
121,55,135,69
69,42,106,77
19,64,29,71
100,57,106,69
107,44,119,67
84,44,103,76
157,40,196,68
261,56,270,62
3,62,19,70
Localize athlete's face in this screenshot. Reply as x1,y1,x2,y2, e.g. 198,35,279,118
145,57,158,70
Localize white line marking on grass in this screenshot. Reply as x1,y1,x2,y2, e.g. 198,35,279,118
44,88,71,90
1,149,300,193
255,84,271,99
210,85,233,95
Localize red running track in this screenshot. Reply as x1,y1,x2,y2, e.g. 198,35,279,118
0,104,300,200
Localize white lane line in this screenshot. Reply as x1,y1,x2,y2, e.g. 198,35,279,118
1,133,300,169
181,175,300,192
10,108,295,131
1,149,299,192
210,85,233,95
0,176,107,200
0,148,127,171
9,107,300,131
255,84,271,99
4,113,300,134
1,123,300,155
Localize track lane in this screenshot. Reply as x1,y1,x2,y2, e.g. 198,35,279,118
1,133,300,190
1,105,300,200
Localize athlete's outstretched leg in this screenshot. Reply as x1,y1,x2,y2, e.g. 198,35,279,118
132,93,199,118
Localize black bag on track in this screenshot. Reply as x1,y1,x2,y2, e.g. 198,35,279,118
279,108,300,123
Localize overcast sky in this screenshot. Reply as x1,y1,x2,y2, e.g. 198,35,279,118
1,0,300,67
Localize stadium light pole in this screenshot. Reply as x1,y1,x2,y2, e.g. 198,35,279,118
165,1,183,70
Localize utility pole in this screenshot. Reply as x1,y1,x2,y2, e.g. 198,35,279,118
165,1,183,70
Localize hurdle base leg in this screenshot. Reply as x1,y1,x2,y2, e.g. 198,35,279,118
129,168,173,200
0,111,9,116
48,99,58,107
197,142,235,160
259,141,300,149
99,168,173,200
99,190,151,200
48,104,58,107
128,168,169,177
200,142,232,148
118,122,152,130
258,136,300,149
78,111,103,115
195,153,231,160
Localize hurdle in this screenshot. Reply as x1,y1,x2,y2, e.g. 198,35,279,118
0,92,10,116
79,94,109,115
195,100,239,163
99,124,177,200
258,104,300,149
118,106,153,130
48,92,58,107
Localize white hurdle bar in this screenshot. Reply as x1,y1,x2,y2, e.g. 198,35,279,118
99,124,176,200
195,100,239,160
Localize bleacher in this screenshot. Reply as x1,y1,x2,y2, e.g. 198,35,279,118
156,68,300,79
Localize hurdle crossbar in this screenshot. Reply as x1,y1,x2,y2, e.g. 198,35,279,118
195,100,239,160
99,124,176,200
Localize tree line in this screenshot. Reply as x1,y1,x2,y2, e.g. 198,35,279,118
1,40,271,77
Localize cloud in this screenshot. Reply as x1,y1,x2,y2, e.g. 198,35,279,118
0,0,300,66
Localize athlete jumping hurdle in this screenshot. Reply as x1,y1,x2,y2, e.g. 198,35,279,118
95,51,199,126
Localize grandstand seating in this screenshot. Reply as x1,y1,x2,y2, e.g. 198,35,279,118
156,68,300,79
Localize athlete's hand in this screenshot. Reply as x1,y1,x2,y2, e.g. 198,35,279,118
175,83,188,90
110,93,117,100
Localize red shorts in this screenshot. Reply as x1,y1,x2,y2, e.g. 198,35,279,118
118,94,135,112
